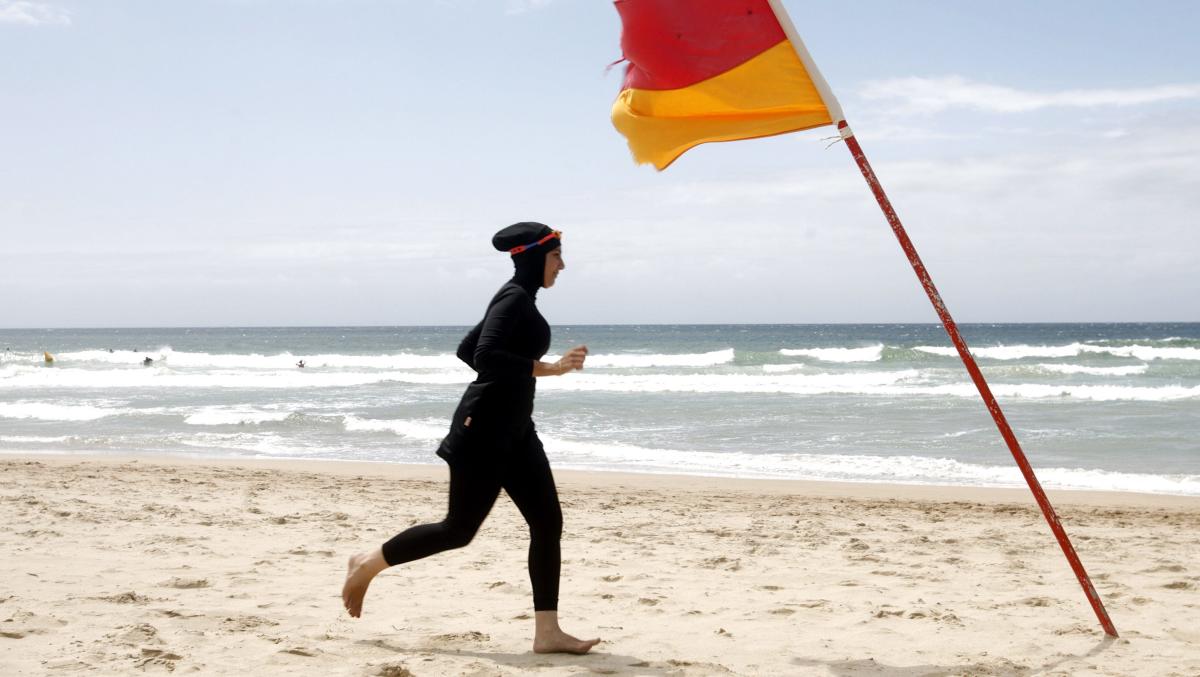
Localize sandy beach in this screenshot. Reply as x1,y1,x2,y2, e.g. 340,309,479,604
1,454,1197,676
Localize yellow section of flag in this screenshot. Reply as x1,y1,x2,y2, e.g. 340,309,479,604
612,41,833,170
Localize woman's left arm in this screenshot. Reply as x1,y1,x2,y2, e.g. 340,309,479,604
533,345,588,377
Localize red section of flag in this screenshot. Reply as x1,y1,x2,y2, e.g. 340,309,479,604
615,0,785,91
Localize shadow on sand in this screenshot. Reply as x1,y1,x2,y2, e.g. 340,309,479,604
359,638,696,675
792,636,1116,677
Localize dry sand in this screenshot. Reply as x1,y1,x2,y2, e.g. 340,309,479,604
1,453,1198,676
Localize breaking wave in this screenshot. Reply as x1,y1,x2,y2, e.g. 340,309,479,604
780,345,883,362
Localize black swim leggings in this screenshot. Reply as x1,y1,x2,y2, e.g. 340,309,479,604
380,453,563,611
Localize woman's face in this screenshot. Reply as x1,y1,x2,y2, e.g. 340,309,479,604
543,247,565,288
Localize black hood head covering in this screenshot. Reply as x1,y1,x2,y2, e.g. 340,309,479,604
492,222,561,296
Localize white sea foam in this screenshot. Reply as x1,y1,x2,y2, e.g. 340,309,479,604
916,342,1200,361
176,432,321,457
901,382,1200,402
0,401,116,421
32,343,1200,378
161,426,1200,495
913,346,960,357
0,366,470,389
52,349,171,365
342,416,447,441
6,364,1195,400
780,345,883,362
939,428,988,439
540,370,921,394
0,435,75,444
55,348,465,370
762,363,806,373
542,374,1199,400
577,349,736,369
1036,363,1148,376
536,435,1200,495
1080,344,1200,361
915,344,1083,359
47,347,737,373
184,407,294,426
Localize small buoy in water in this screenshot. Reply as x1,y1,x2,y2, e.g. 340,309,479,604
43,351,55,364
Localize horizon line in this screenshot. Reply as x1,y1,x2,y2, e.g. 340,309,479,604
2,320,1198,332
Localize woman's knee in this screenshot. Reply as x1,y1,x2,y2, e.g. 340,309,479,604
441,518,481,549
531,506,563,541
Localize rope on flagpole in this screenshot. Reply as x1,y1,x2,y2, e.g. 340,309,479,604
835,119,1118,638
820,134,845,149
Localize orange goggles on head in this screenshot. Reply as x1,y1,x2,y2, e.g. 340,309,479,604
508,230,562,255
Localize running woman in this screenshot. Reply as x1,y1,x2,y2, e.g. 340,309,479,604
341,222,599,655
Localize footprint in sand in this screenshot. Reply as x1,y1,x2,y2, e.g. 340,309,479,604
657,659,736,675
287,547,334,556
842,538,871,552
1,609,67,638
16,529,63,538
373,664,417,677
109,623,161,647
279,646,320,657
429,631,490,644
698,556,741,571
95,624,187,670
1052,622,1095,635
94,591,154,605
135,647,185,671
1141,563,1185,573
156,608,203,619
221,615,279,632
158,577,209,589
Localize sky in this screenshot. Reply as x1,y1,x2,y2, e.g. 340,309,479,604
1,0,1198,327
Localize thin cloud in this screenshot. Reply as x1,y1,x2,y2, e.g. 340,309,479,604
505,0,559,15
0,0,70,25
860,76,1200,114
634,118,1200,215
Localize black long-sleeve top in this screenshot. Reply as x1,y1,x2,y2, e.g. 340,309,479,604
453,280,551,426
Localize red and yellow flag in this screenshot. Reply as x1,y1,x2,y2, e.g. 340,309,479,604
611,0,843,170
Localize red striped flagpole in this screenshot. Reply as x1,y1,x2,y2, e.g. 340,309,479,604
835,119,1118,638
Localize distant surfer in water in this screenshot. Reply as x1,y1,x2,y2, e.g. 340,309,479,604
143,356,154,366
341,222,598,654
296,360,306,369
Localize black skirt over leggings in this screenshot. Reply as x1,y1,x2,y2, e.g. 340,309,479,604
380,424,563,611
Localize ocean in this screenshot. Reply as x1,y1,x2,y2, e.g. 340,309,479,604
1,324,1197,495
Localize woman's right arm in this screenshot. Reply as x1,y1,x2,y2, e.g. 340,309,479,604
473,289,536,377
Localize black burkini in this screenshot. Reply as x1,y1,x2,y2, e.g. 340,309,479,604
381,223,563,612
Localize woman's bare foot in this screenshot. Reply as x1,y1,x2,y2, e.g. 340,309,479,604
341,548,389,618
532,610,600,654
